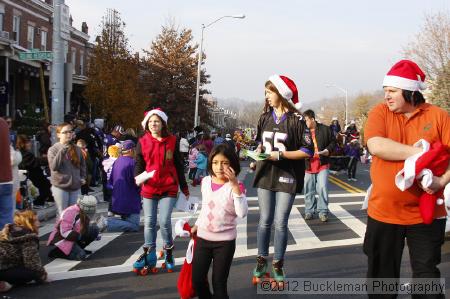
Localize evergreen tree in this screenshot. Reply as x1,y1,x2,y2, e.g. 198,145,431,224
84,9,146,130
142,22,211,132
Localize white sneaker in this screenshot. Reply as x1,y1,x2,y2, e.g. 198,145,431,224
352,178,358,181
96,215,108,233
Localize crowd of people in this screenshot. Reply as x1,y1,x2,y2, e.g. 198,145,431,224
0,59,448,298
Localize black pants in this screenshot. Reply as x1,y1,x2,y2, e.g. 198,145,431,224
347,157,358,179
0,267,41,285
101,168,112,210
363,216,446,299
192,237,236,299
189,168,197,180
29,173,52,205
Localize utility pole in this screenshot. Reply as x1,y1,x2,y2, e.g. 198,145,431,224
51,0,66,126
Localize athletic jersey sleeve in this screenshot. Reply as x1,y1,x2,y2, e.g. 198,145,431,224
297,119,314,156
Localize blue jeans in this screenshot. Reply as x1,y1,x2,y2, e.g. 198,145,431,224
51,186,80,217
143,197,176,249
257,188,295,261
106,213,140,232
0,184,13,229
304,169,329,216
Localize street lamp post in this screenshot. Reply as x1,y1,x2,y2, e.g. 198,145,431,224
194,14,245,128
326,84,348,126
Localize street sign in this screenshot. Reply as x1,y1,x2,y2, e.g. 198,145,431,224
18,49,53,61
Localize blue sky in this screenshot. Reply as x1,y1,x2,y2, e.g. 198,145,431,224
66,0,449,104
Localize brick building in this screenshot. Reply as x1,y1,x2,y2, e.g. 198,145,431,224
0,0,92,119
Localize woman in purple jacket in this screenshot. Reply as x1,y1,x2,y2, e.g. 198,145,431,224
96,140,141,232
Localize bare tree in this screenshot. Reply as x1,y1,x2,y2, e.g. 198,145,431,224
403,11,450,111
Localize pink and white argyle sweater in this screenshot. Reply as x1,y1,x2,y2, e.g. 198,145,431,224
195,176,248,241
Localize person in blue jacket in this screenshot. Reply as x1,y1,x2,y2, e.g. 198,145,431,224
192,144,208,187
96,140,141,232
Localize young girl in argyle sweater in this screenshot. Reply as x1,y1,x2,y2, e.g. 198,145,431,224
190,144,248,299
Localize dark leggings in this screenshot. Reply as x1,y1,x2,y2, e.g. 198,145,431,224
192,237,236,299
189,168,197,180
0,267,41,285
347,156,358,179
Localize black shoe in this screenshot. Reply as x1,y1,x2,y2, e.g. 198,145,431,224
48,247,66,259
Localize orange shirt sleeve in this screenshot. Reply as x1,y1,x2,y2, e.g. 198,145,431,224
364,103,387,145
437,108,450,150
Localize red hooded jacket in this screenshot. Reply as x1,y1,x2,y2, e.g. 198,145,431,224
135,132,188,198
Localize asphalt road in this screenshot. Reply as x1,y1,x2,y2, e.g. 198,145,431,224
5,162,450,299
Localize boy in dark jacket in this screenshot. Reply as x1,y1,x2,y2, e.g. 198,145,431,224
303,110,336,222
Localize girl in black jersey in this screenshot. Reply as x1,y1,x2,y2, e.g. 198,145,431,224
251,75,313,284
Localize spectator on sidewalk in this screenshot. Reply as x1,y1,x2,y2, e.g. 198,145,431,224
47,123,86,217
193,144,208,187
213,132,224,146
76,139,93,195
101,125,124,204
10,144,21,214
47,195,100,261
188,144,199,183
0,117,13,229
97,140,141,232
4,117,17,149
0,210,47,291
224,133,236,152
345,120,359,143
329,117,341,138
303,109,335,222
344,139,361,181
102,144,121,215
17,135,52,208
200,133,214,155
179,131,189,161
36,122,52,158
124,128,138,144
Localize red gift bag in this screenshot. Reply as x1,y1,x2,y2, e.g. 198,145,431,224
178,238,196,299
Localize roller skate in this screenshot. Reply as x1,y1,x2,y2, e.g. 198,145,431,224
160,245,175,272
270,259,285,288
132,247,158,275
252,256,269,285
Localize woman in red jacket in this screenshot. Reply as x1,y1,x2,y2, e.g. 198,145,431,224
134,108,189,272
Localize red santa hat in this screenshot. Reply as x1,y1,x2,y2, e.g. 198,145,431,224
268,75,302,110
141,108,168,130
382,60,427,91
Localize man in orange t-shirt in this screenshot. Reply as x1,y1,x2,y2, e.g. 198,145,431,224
364,60,450,296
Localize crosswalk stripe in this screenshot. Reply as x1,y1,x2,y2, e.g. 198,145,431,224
327,203,366,237
45,200,366,280
44,232,123,273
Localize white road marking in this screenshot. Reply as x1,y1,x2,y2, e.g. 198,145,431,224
43,184,368,280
